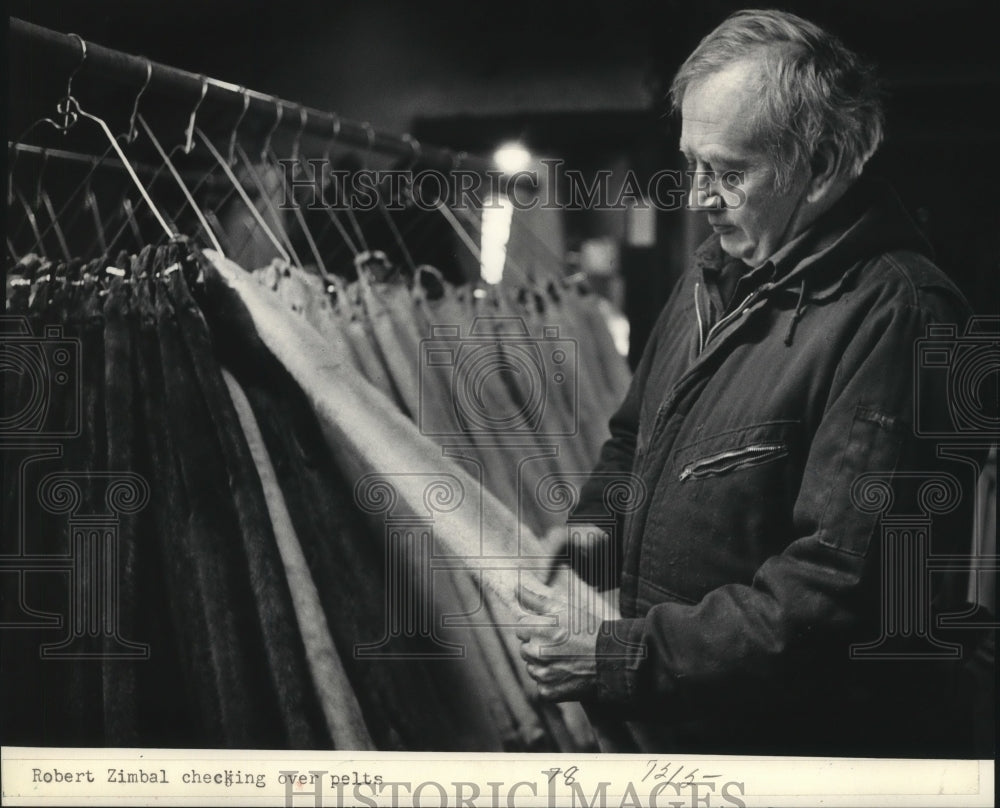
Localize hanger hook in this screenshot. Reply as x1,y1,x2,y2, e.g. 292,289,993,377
361,121,376,169
59,33,88,130
64,33,87,102
291,105,308,162
121,60,153,144
182,76,209,154
261,98,283,160
402,133,422,171
228,86,251,165
322,112,341,165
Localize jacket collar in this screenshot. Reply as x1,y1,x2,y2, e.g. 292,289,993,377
693,176,935,302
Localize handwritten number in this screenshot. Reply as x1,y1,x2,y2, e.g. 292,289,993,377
541,767,580,786
640,762,723,789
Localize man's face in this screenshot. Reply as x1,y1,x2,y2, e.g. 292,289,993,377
680,61,810,267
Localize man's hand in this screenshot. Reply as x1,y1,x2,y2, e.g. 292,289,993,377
543,522,613,587
515,582,620,702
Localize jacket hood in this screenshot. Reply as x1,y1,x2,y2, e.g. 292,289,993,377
693,176,939,345
775,176,934,294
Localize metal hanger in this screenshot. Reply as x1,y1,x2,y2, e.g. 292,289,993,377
373,126,418,275
5,145,39,252
30,149,73,262
11,182,48,259
23,34,177,242
120,60,152,145
429,149,485,267
106,72,213,254
260,98,283,162
315,112,361,260
228,86,251,166
184,86,251,255
84,159,108,257
343,122,373,255
182,75,209,155
167,84,249,247
121,197,145,250
272,105,331,278
139,114,224,254
137,73,224,252
231,97,302,267
8,138,114,261
196,126,292,265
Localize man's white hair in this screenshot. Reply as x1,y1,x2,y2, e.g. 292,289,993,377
671,9,884,190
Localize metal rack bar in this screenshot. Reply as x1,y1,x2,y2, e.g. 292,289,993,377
10,17,498,177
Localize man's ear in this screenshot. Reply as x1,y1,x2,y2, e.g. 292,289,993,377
805,141,844,203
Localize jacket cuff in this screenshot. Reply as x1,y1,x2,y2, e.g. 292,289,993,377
595,617,646,705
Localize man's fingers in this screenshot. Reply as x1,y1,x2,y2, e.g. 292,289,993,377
537,681,578,702
541,524,611,585
518,583,552,614
520,639,546,664
515,614,548,643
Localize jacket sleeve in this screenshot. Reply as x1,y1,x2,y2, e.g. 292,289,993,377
593,290,968,712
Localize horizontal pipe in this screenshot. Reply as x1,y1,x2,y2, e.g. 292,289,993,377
9,17,501,177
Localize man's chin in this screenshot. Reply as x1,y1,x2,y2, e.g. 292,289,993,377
717,232,752,264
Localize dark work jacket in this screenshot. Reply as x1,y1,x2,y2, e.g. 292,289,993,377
573,178,989,756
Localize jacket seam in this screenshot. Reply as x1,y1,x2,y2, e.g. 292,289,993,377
815,406,861,553
816,402,904,558
880,252,923,308
826,298,924,405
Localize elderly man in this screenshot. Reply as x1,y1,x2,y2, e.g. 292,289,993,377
518,9,985,755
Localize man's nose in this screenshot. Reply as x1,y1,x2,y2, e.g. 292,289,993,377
688,173,723,210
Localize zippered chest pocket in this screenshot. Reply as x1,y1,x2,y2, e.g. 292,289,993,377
679,442,789,481
673,421,799,483
636,419,802,603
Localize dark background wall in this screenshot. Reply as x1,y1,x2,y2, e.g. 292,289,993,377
7,0,999,359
